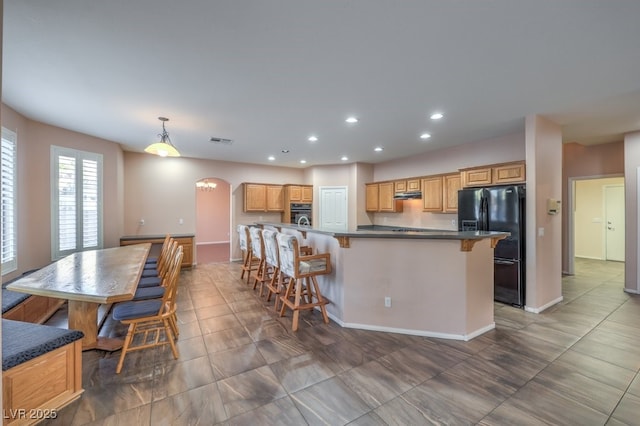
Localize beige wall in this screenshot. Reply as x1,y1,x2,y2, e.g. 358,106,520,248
525,115,563,311
1,104,125,283
574,177,624,260
122,151,304,261
624,131,640,293
562,141,624,272
370,132,526,230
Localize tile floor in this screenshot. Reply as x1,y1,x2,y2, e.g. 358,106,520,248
42,258,639,425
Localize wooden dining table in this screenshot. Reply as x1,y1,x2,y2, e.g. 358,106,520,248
7,243,151,351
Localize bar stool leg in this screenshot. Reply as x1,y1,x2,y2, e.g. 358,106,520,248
311,276,330,324
292,279,303,332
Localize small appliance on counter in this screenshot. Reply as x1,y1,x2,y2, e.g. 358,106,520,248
458,185,526,307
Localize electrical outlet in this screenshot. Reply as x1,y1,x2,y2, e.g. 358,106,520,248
179,218,184,225
384,296,392,308
139,218,145,226
451,219,456,226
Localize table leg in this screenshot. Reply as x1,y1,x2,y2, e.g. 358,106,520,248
68,300,123,351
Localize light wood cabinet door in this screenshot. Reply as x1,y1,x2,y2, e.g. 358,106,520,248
301,185,313,203
378,182,397,212
394,180,407,193
493,162,525,184
421,176,444,212
461,167,492,187
407,179,421,192
443,173,461,213
244,183,266,212
366,184,379,211
266,185,284,211
288,185,302,202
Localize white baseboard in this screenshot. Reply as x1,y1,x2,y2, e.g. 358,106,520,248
624,288,640,294
330,316,495,341
525,296,563,313
196,241,230,246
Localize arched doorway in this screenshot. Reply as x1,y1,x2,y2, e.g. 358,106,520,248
195,177,231,264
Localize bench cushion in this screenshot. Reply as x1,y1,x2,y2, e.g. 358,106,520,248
2,319,84,371
1,289,31,314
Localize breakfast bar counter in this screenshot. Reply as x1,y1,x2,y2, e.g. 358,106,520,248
256,223,508,340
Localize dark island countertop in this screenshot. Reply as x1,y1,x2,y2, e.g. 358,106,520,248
254,222,509,251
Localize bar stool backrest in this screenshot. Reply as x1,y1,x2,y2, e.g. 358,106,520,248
237,225,249,251
276,233,298,278
262,229,279,268
249,227,264,259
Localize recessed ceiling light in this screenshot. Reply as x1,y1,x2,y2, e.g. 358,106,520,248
308,136,318,142
430,113,444,120
300,159,307,164
281,148,290,153
345,117,359,124
268,156,275,161
420,133,431,140
374,147,384,152
341,156,349,161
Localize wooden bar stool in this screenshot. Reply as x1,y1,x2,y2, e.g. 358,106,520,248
276,233,332,331
262,228,286,310
249,227,269,296
237,225,258,284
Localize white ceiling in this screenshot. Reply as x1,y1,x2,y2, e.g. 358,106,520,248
3,1,640,168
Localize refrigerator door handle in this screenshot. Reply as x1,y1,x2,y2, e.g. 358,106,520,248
495,259,516,265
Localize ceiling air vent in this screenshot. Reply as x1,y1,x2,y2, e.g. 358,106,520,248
209,137,233,145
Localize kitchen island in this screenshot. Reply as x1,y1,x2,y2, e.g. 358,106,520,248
256,223,508,340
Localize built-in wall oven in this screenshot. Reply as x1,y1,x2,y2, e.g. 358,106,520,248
290,203,312,225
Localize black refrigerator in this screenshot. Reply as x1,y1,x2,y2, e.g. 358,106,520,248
458,185,526,307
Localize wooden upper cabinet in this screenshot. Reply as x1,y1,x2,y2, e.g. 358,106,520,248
421,176,444,212
365,183,379,211
493,162,525,185
378,182,396,211
301,185,313,203
266,185,284,211
288,185,302,202
244,183,284,212
244,183,267,212
366,182,402,212
443,173,461,213
394,179,420,193
407,179,421,192
461,167,492,187
461,161,525,187
394,180,407,193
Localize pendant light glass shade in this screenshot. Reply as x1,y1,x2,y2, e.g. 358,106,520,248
145,117,180,157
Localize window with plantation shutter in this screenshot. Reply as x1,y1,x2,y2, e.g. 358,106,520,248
1,128,18,274
51,146,103,260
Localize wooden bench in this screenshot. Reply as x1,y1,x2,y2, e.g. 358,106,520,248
2,270,65,325
2,320,84,426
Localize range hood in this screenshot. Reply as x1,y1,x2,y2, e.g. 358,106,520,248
393,191,422,200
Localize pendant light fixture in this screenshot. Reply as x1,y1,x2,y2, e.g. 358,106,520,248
144,117,180,157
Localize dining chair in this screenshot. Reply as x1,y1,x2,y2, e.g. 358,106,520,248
113,245,183,374
137,239,178,288
144,234,171,266
276,233,332,331
141,234,173,277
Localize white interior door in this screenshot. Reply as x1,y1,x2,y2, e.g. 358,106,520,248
605,185,625,262
319,186,347,230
